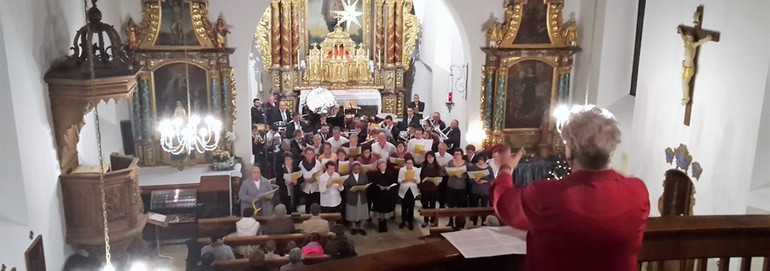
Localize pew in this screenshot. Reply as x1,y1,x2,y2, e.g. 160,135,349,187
199,232,335,249
418,207,495,223
295,215,770,271
212,255,332,271
198,213,342,237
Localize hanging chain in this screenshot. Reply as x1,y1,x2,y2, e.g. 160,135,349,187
83,0,112,265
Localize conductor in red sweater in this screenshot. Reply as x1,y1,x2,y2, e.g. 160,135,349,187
490,105,650,271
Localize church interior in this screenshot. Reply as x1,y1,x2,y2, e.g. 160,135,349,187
1,0,770,270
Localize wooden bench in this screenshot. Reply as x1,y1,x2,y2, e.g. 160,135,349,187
418,207,495,221
212,255,332,271
199,232,335,249
198,213,343,237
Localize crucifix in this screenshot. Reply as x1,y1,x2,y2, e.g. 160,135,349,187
678,5,720,126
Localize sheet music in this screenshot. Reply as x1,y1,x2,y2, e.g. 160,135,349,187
442,226,527,258
149,213,167,223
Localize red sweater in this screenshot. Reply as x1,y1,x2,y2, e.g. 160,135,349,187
490,170,650,271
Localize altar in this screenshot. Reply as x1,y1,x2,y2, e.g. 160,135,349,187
298,88,382,116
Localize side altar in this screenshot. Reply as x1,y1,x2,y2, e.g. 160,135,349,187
480,0,579,155
255,0,420,116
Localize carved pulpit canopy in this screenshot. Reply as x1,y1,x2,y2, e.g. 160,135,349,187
45,0,140,173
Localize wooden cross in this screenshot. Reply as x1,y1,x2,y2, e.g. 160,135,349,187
678,5,720,126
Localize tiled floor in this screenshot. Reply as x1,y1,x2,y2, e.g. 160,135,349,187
147,203,446,270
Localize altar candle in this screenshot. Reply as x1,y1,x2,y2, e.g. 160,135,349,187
449,92,453,102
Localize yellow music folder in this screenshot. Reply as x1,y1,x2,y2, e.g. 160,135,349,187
404,170,416,181
312,171,322,180
445,166,467,178
361,164,376,173
331,175,348,186
468,170,490,180
351,183,372,192
344,146,361,156
389,157,406,167
284,171,302,182
338,161,351,174
422,177,442,186
414,144,426,155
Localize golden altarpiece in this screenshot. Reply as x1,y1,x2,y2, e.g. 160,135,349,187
481,0,579,154
255,0,420,115
127,0,236,166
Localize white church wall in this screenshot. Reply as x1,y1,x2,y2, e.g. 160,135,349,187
631,0,770,216
748,60,770,213
0,0,91,268
77,100,128,166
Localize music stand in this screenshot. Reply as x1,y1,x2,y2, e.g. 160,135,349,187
147,212,172,259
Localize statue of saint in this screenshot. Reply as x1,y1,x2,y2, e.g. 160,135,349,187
678,27,712,105
215,15,230,50
125,18,139,50
486,22,501,48
562,20,577,47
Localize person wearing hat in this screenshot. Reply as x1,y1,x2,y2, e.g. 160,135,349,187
343,162,370,235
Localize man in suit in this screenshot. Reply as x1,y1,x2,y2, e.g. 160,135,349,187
399,107,420,131
464,144,479,164
265,95,281,125
239,167,275,216
318,124,332,142
251,98,266,124
289,130,306,160
270,101,292,125
301,203,330,233
380,116,400,143
285,112,308,136
443,119,461,150
430,112,447,131
408,94,426,120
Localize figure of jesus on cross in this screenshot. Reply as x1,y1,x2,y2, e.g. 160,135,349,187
677,5,720,126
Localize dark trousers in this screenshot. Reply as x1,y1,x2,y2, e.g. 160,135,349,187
438,176,448,208
446,188,468,208
401,190,415,224
288,186,302,213
420,193,437,224
321,203,343,214
469,193,490,224
304,192,320,213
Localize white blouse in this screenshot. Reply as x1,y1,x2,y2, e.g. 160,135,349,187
318,172,344,207
398,167,422,198
435,152,453,167
300,160,324,194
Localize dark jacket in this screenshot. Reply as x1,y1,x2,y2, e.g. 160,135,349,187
444,127,461,149
343,173,369,206
276,165,303,209
263,216,295,235
252,106,266,124
285,121,309,137
418,163,442,195
324,236,357,259
369,169,398,213
398,115,420,131
408,101,426,119
265,104,281,125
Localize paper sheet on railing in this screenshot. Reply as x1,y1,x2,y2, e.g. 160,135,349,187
442,226,527,258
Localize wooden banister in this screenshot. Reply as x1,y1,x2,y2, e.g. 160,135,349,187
296,215,770,271
418,207,495,219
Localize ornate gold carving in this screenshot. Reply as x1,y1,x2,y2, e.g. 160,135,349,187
545,3,566,46
271,0,282,68
190,1,215,48
280,0,293,67
291,0,300,68
304,27,373,84
385,0,396,65
138,1,160,48
375,0,384,65
394,0,404,64
137,0,216,50
499,3,523,47
401,0,419,69
497,1,574,49
382,94,397,114
255,7,272,71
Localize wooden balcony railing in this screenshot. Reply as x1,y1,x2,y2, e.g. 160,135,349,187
291,215,770,271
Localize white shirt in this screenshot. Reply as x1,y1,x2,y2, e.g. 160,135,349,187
318,172,344,207
397,167,421,198
327,136,349,153
292,121,302,132
235,217,260,237
281,110,289,122
266,131,282,152
300,160,324,193
487,158,500,178
435,152,453,167
371,141,396,163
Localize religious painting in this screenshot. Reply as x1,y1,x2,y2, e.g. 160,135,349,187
307,0,365,49
156,0,201,46
25,235,45,271
514,1,550,44
504,60,555,129
152,62,210,121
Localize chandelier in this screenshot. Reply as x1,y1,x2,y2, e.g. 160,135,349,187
156,20,222,155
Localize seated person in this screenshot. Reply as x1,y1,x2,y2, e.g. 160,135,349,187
264,240,282,260
280,247,306,271
331,239,357,260
189,252,215,271
301,203,330,233
324,224,357,259
301,232,325,257
201,234,235,262
451,216,467,231
484,215,501,227
233,208,260,256
248,250,271,271
283,240,297,257
263,204,295,235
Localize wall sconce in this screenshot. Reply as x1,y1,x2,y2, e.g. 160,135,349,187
446,63,468,112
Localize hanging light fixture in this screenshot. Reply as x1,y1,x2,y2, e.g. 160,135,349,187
156,12,222,155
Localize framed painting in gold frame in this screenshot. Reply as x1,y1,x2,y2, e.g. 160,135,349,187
138,0,216,50
497,56,559,148
150,61,212,122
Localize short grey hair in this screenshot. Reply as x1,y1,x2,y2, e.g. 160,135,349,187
289,247,303,263
484,215,500,226
273,204,287,216
560,105,621,170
